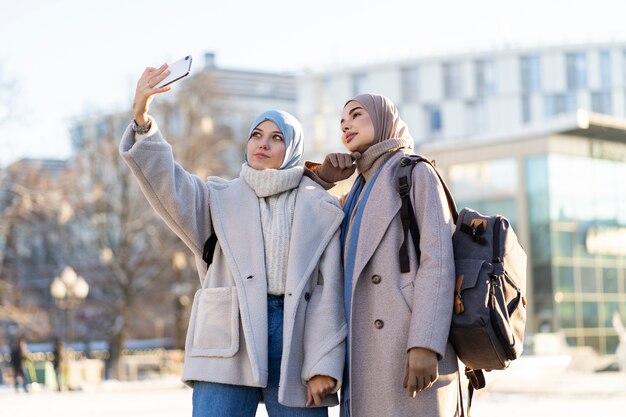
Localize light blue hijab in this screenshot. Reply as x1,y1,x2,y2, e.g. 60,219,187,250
243,109,304,170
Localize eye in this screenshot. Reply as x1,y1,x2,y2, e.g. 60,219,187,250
272,134,284,141
250,131,261,139
352,112,361,119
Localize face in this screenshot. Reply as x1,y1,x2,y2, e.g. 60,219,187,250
340,101,376,153
246,120,286,170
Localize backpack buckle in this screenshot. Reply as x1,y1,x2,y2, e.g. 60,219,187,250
398,176,410,197
400,157,412,167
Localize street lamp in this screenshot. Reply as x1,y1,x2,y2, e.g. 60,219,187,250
50,266,89,347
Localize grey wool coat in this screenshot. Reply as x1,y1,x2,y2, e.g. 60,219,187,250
119,126,347,407
345,151,460,417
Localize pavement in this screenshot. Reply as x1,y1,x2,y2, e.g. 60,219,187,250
1,356,626,417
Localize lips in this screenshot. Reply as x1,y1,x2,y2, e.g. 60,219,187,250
254,152,270,159
345,132,356,143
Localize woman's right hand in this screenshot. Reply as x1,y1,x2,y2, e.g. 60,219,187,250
316,152,361,183
132,64,172,125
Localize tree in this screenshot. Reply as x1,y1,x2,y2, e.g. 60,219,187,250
0,159,76,343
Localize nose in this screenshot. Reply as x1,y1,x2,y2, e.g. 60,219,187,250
342,122,350,132
258,136,270,149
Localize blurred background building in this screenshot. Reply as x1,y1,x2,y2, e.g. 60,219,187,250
299,42,626,158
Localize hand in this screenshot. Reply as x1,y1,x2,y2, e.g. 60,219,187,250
306,375,336,406
132,64,172,125
316,152,361,183
403,347,439,398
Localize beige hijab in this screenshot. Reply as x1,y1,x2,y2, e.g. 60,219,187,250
346,93,414,175
348,93,413,144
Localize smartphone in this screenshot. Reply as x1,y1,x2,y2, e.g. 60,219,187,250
155,55,193,88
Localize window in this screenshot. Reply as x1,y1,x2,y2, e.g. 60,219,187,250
566,52,587,90
544,93,577,117
401,66,419,102
591,91,613,114
522,95,532,123
425,105,442,134
475,59,496,96
352,72,369,96
520,55,541,93
466,100,486,135
599,50,611,89
443,62,462,99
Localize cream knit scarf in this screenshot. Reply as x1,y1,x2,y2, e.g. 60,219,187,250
240,163,304,295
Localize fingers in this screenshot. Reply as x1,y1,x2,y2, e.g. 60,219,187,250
405,348,439,398
305,376,335,406
350,152,362,160
337,153,353,169
328,153,339,167
326,153,356,170
134,64,172,118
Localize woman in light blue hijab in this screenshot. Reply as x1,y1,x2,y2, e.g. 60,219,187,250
244,109,304,170
122,62,346,417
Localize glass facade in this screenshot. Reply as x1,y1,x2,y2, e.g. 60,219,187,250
526,153,626,354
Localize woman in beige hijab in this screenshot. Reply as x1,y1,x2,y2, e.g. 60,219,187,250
306,93,461,416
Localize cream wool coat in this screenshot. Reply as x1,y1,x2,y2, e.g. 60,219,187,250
345,151,460,417
120,127,347,407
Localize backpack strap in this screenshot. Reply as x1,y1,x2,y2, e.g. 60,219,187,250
202,220,218,268
397,155,458,273
464,368,486,417
398,169,421,272
202,234,217,267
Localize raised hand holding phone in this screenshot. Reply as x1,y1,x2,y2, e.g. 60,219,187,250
133,56,193,127
133,64,172,126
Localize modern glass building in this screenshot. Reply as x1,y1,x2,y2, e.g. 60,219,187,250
418,110,626,355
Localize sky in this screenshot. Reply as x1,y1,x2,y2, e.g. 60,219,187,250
1,0,626,166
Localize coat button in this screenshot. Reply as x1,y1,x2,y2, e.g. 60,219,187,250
304,292,311,301
374,319,384,329
371,275,381,284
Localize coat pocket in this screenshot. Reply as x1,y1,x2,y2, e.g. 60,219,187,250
189,286,240,358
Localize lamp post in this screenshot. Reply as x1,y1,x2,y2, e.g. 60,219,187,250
50,266,89,348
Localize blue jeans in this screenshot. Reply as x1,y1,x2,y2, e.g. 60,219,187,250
192,295,328,417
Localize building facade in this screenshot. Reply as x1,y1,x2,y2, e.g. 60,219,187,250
298,42,626,160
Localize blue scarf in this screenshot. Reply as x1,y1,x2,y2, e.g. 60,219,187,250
340,167,383,413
